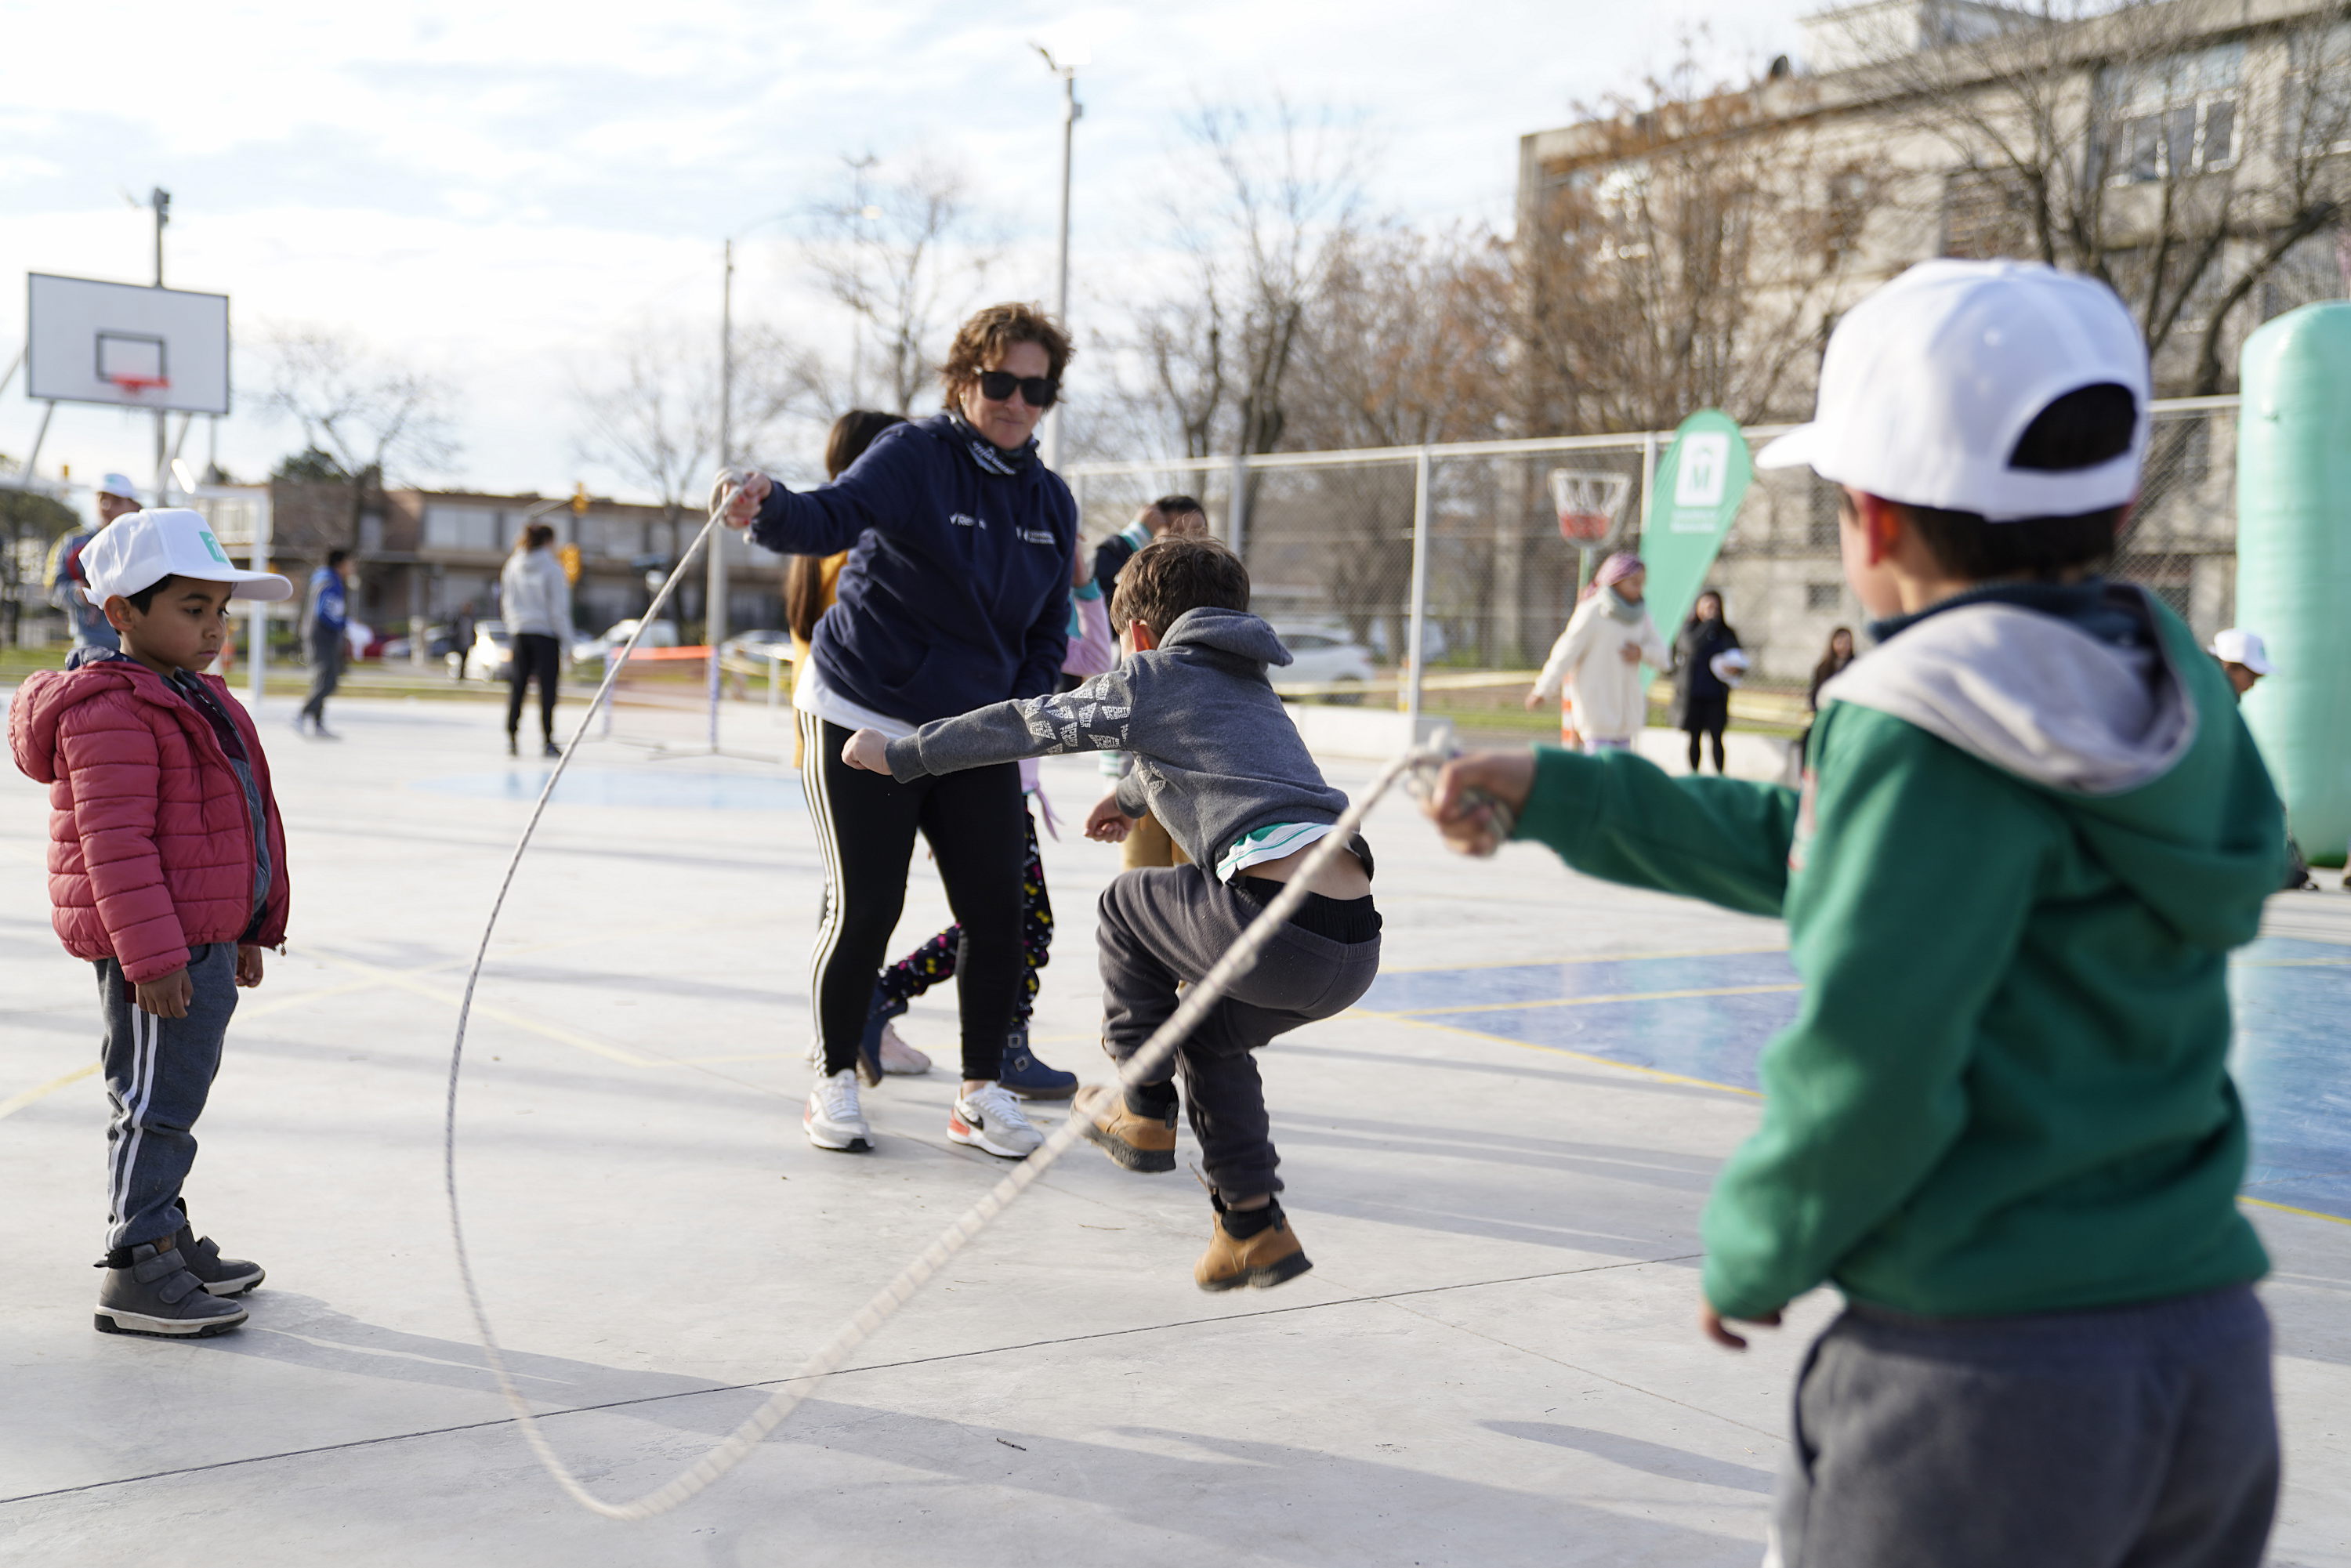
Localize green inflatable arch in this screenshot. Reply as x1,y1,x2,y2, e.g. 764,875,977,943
2237,302,2351,867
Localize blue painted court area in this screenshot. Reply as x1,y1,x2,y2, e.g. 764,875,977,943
1356,936,2351,1220
408,766,804,811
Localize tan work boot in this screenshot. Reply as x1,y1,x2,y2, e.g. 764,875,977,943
1070,1083,1178,1173
1194,1199,1312,1292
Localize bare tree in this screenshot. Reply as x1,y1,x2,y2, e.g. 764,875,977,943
570,317,824,559
259,327,460,550
1518,49,1889,435
1868,0,2351,397
1128,97,1371,460
802,154,997,414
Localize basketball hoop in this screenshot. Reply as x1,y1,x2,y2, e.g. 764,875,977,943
107,375,170,397
1551,469,1632,547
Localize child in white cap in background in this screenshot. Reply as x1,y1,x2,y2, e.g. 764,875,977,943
2208,629,2318,889
8,508,295,1338
43,473,147,653
1431,260,2288,1567
2209,627,2274,699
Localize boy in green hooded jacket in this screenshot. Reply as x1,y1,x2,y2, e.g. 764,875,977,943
1428,261,2284,1568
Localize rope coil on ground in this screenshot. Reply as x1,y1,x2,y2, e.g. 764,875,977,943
442,491,1425,1519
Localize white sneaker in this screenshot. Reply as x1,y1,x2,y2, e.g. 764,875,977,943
950,1082,1042,1159
804,1068,872,1153
878,1023,932,1075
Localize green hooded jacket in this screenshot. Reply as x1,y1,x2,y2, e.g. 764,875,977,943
1512,584,2282,1320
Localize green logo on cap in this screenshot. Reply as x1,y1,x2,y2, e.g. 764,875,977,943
199,530,231,565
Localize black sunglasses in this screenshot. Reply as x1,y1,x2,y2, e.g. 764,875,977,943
976,369,1059,408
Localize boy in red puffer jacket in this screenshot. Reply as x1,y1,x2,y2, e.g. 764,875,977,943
9,508,294,1338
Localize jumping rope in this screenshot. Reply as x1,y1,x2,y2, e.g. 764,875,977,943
441,484,1473,1520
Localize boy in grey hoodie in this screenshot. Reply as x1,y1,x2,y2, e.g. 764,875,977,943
842,536,1380,1290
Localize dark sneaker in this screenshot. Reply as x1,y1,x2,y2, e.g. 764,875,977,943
174,1221,264,1298
542,740,561,758
1194,1199,1312,1293
1070,1084,1177,1173
998,1027,1077,1101
94,1240,248,1338
853,1007,888,1088
506,733,519,757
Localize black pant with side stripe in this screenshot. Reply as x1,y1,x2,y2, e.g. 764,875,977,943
798,713,1027,1081
96,942,239,1250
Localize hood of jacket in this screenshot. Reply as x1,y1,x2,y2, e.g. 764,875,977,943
9,656,165,784
1820,581,2283,948
1157,606,1295,670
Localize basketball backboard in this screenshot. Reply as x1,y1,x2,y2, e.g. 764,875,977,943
25,273,230,415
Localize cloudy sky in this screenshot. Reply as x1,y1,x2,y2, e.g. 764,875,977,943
1,0,1815,503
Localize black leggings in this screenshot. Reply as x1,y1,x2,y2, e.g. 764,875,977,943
506,632,561,741
799,712,1026,1081
1683,692,1730,773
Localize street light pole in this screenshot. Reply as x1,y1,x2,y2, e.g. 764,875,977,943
150,187,170,494
709,237,735,752
1034,45,1081,473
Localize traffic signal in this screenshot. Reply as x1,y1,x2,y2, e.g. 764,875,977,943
570,482,590,516
558,543,582,585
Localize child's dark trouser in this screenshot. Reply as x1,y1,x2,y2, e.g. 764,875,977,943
96,943,240,1251
1773,1284,2276,1568
1096,864,1380,1198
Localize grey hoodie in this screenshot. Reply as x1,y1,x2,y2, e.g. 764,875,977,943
883,606,1349,873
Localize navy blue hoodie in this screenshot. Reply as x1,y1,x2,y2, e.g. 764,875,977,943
749,414,1074,726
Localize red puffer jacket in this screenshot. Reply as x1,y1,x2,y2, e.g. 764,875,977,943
8,658,291,983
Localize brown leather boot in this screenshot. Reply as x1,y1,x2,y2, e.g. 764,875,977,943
1070,1084,1177,1173
1194,1198,1312,1292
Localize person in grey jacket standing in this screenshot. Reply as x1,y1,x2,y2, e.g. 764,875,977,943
500,522,571,757
842,535,1382,1295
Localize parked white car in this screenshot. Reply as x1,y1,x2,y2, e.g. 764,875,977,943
593,617,681,658
1270,623,1378,703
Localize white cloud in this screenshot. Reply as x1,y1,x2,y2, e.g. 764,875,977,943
1,0,1811,498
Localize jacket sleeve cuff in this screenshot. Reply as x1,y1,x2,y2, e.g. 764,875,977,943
1509,744,1604,850
1073,578,1103,602
882,735,928,782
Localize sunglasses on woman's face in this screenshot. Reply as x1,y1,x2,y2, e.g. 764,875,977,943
976,369,1059,408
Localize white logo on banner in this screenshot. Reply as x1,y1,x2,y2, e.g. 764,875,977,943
1671,432,1731,531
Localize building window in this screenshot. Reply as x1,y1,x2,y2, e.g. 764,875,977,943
2103,42,2243,186
1806,581,1844,612
2286,21,2351,156
1941,170,2030,259
422,505,505,550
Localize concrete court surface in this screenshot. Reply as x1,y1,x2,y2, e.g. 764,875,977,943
1,690,2346,1567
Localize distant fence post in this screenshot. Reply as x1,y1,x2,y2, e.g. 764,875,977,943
1226,450,1249,559
1405,445,1432,730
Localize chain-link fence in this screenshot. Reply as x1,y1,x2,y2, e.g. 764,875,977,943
1068,397,2240,730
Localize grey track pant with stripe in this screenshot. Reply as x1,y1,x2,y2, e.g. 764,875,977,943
96,943,239,1250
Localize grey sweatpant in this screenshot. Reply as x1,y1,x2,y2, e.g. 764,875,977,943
96,943,240,1249
1772,1284,2277,1568
1096,864,1380,1197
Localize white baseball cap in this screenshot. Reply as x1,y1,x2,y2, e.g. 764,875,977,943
1757,259,2151,523
97,473,142,502
78,508,294,604
2209,628,2273,675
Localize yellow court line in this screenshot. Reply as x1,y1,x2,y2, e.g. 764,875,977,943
0,1061,99,1121
1368,1021,2351,1227
1379,1012,1764,1099
1373,944,1790,977
1370,983,1805,1019
300,950,658,1068
2241,1195,2351,1228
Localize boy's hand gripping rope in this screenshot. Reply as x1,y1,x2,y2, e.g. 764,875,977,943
443,487,1446,1519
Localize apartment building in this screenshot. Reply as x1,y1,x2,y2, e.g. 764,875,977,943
1512,0,2349,676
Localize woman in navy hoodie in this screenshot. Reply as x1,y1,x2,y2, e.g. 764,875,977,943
720,302,1074,1161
